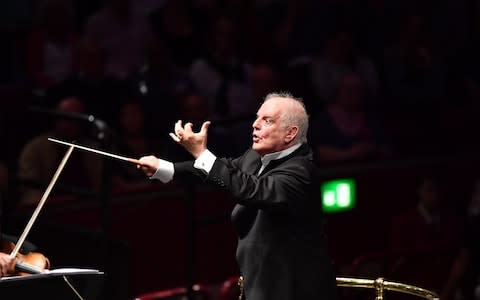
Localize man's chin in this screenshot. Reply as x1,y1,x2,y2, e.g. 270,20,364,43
252,144,265,155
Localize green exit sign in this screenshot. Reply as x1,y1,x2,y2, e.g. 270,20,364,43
321,178,356,213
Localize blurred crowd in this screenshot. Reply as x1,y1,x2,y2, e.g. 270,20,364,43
0,0,479,166
1,0,480,298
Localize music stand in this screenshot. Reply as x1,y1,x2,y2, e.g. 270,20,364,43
0,268,105,299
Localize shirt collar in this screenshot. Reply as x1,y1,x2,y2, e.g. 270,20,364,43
260,143,302,167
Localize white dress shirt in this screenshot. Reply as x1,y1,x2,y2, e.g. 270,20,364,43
151,143,302,183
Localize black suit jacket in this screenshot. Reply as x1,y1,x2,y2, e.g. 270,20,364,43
175,144,338,300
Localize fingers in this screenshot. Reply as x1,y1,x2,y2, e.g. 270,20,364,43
200,121,211,134
184,122,193,133
0,254,13,277
170,120,184,143
174,120,183,135
169,120,212,143
169,132,180,142
171,120,192,143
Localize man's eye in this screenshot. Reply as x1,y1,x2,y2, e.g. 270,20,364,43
264,119,272,125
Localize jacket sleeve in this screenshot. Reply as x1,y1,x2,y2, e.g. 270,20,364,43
206,156,313,215
172,150,247,184
173,161,206,183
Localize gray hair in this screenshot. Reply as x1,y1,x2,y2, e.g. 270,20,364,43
263,92,309,143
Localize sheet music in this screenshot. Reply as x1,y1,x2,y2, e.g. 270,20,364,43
0,268,103,281
0,267,105,300
47,268,102,274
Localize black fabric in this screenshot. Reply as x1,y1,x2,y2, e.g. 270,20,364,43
174,144,338,300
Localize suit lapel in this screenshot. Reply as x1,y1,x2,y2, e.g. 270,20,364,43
258,143,311,176
241,150,262,175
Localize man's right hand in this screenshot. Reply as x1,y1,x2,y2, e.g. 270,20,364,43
138,155,160,177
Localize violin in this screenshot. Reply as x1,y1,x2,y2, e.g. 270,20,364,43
1,239,50,276
0,145,73,277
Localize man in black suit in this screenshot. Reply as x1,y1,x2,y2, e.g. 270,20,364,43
139,92,338,300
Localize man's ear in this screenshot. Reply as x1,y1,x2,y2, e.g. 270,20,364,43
284,126,298,144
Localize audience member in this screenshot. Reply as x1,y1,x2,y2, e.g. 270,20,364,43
441,183,480,300
440,209,480,300
281,60,318,116
149,0,201,68
386,175,463,292
309,72,391,165
257,0,324,63
189,14,258,158
189,14,257,123
252,64,280,102
46,36,126,124
310,27,380,107
84,0,152,80
388,175,462,254
16,97,103,207
24,0,78,93
111,100,163,185
382,13,448,109
128,35,193,138
114,101,157,158
163,93,227,160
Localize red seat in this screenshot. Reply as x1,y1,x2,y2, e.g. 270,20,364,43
134,284,210,300
387,250,455,295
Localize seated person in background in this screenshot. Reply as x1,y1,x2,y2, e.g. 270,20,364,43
387,175,463,291
24,0,78,92
16,97,103,207
111,100,165,186
441,181,480,300
162,92,229,161
310,72,392,165
388,175,462,253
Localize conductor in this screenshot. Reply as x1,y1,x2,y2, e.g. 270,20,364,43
139,92,338,300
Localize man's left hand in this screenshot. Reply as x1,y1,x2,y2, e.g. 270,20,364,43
169,120,211,158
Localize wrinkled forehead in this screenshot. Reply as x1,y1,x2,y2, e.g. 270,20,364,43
258,97,290,116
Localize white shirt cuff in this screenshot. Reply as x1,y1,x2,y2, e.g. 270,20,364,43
193,149,216,174
150,159,174,183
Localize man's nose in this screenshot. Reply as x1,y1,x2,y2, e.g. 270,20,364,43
252,118,260,129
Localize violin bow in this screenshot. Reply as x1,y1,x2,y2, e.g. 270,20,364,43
9,145,75,258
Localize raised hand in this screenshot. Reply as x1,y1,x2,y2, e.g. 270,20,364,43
169,120,211,158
